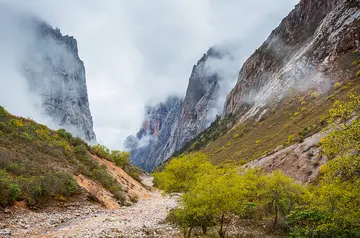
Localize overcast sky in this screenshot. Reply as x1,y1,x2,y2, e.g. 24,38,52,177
1,0,298,149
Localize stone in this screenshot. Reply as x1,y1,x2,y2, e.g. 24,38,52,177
223,0,360,122
21,18,96,143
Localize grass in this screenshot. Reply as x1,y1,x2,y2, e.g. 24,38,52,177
199,79,360,165
0,106,135,207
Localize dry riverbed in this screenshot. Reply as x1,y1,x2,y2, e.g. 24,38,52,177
0,186,180,238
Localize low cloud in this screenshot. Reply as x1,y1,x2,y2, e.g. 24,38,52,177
0,0,299,149
0,5,56,127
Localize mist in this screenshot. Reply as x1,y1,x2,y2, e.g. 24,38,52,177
0,5,56,128
0,0,299,150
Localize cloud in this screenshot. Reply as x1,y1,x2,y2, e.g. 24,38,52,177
0,0,299,149
0,4,57,127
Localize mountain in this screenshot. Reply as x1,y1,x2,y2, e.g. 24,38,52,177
126,48,233,171
125,96,182,171
178,0,360,176
223,0,360,121
21,19,96,143
128,0,359,172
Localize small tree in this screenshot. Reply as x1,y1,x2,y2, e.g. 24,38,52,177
153,153,215,193
259,170,304,229
181,165,248,237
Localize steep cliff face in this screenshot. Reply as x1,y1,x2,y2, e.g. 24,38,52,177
223,0,360,120
163,48,225,157
23,19,96,142
126,48,232,171
125,97,182,171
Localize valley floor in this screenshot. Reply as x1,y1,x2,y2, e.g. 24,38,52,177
0,191,180,238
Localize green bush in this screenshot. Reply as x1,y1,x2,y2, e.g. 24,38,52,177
0,170,14,207
0,106,8,120
57,128,73,141
91,167,115,189
333,82,342,89
42,172,79,197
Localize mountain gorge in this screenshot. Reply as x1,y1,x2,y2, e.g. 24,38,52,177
129,0,360,172
1,0,360,237
126,48,234,171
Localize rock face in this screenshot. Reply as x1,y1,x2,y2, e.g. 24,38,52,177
23,19,96,142
223,0,360,120
127,0,359,171
125,96,183,171
161,48,226,159
126,48,230,171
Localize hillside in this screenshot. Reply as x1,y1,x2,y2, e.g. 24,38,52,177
0,105,148,208
0,105,185,237
172,0,360,177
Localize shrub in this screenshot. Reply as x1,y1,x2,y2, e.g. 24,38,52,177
42,172,79,197
311,91,319,99
0,170,14,207
299,127,309,137
240,202,257,219
91,167,115,189
9,119,23,128
333,82,342,89
0,122,11,134
129,192,139,203
91,144,111,160
287,134,295,144
57,129,73,141
6,163,26,175
0,106,8,120
70,137,87,147
74,145,98,174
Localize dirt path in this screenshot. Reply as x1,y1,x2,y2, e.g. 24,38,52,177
0,186,180,238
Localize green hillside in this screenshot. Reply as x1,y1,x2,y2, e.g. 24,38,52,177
0,106,139,207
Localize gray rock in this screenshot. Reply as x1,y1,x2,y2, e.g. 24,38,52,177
223,0,360,121
126,48,230,171
22,18,96,142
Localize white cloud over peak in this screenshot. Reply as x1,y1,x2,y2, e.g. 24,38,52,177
0,0,298,149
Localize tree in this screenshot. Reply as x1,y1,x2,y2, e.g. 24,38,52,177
111,150,129,168
287,94,360,237
259,170,304,229
181,165,248,237
153,153,215,193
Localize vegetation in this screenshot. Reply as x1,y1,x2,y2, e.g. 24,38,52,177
155,91,360,237
177,77,360,166
156,153,305,237
0,106,138,207
90,144,141,181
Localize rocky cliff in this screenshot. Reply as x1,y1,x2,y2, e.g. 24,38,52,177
223,0,360,120
162,48,226,158
125,97,182,171
23,19,96,142
126,48,232,171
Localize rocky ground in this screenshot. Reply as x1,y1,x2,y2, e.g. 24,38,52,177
0,192,180,238
0,173,180,238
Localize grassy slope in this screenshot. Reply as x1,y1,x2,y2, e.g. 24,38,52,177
0,107,141,207
202,80,360,165
175,51,360,167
